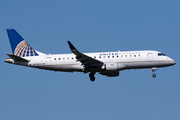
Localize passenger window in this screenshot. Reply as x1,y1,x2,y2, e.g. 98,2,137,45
94,56,96,58
112,56,114,58
59,58,61,60
108,56,110,58
134,55,136,57
54,58,56,60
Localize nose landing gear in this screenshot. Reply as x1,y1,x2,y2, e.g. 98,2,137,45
152,73,156,78
89,71,96,81
152,68,157,78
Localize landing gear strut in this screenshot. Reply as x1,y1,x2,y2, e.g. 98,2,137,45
89,71,95,81
152,68,157,78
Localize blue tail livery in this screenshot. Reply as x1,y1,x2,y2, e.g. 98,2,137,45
6,29,39,57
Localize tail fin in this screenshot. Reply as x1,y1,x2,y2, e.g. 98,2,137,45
6,29,39,57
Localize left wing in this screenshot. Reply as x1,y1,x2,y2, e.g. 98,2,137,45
67,41,104,67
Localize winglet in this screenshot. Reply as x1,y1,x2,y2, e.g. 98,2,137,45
67,41,80,55
67,41,76,50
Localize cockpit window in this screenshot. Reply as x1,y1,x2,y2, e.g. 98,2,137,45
158,53,166,56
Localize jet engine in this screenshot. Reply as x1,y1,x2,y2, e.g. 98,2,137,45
101,62,126,71
99,71,119,77
105,63,118,70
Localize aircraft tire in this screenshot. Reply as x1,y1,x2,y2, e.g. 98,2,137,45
90,77,95,81
89,72,95,81
152,74,156,78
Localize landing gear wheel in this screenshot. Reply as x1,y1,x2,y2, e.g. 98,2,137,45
90,77,95,81
89,72,95,82
152,68,157,78
152,74,156,78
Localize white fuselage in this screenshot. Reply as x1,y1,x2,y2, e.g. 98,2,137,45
7,50,175,73
5,29,176,80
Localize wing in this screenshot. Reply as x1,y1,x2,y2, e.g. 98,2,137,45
67,41,104,67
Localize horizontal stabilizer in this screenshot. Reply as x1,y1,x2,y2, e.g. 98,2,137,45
7,54,29,62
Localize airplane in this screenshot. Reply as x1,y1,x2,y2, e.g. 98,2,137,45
4,29,176,81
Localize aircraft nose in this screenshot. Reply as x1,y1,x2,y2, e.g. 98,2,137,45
170,60,176,65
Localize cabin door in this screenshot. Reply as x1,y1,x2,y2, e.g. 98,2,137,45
148,53,153,61
46,57,51,65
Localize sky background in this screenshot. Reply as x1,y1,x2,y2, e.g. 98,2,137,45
0,0,180,120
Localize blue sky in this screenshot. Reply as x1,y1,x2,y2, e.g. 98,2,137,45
0,0,180,120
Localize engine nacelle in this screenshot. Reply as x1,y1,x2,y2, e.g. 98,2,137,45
102,62,126,71
107,71,119,77
100,71,119,77
105,63,118,71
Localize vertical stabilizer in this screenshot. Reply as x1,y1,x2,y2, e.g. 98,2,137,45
6,29,39,57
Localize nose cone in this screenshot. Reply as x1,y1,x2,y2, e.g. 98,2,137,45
170,60,176,65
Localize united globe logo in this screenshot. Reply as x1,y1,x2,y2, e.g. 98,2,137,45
14,40,39,57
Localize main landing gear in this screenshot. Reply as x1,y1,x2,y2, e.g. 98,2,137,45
152,68,157,78
89,71,96,81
